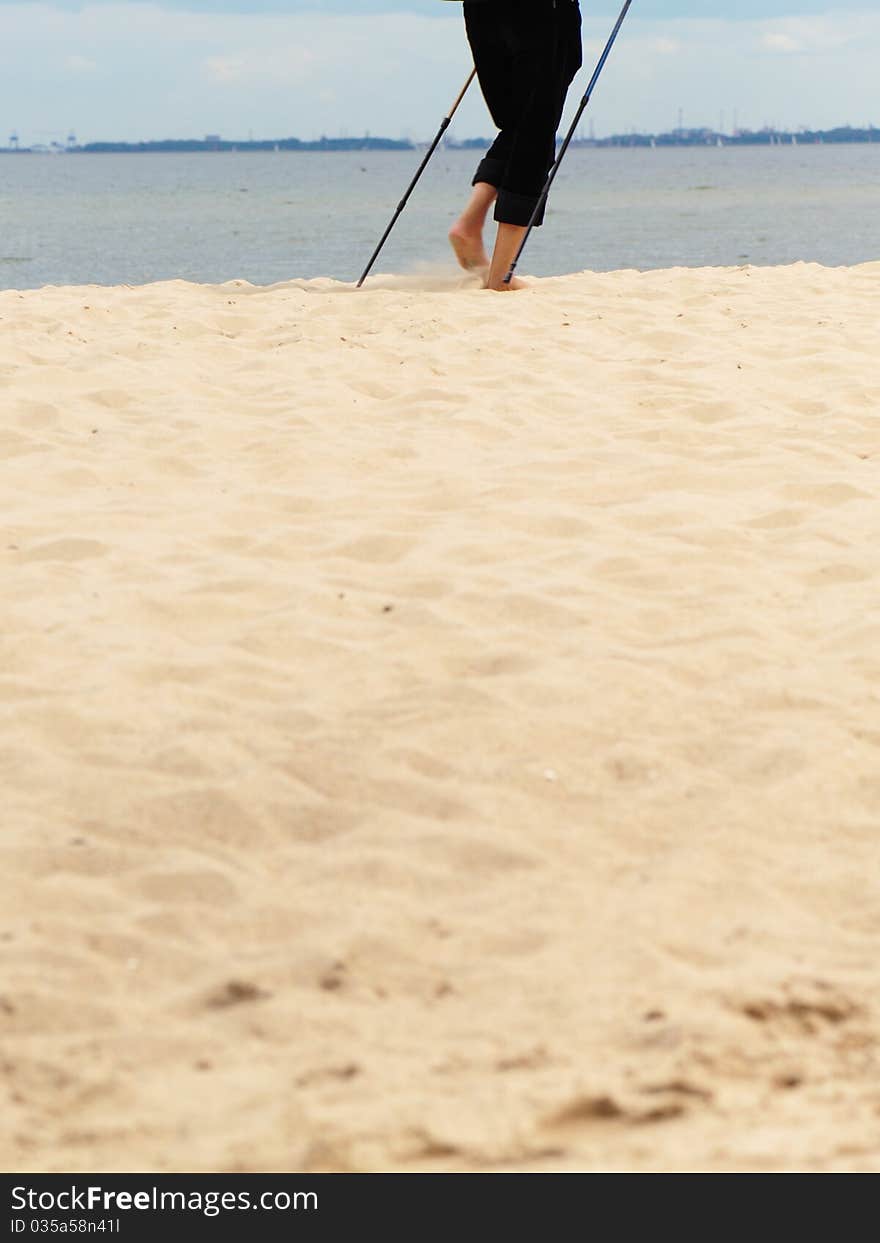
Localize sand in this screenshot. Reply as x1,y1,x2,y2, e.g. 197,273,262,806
2,260,880,1173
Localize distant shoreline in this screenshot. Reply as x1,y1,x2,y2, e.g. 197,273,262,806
2,125,877,155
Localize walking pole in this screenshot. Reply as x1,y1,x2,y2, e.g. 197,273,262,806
504,0,634,285
357,67,477,288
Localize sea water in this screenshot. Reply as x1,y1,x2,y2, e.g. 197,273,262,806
1,143,878,290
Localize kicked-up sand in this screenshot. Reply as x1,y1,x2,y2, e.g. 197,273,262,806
2,261,880,1173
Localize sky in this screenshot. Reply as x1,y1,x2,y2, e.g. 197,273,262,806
0,2,877,146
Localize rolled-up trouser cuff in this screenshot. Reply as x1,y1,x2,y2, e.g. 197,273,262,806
495,187,545,228
472,156,506,189
473,158,547,228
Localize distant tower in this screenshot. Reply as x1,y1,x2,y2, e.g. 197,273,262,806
9,132,19,150
67,131,77,149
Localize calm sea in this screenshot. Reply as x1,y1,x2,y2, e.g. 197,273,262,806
1,144,878,290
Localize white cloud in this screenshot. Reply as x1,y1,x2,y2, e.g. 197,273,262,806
759,17,859,55
763,32,802,52
65,53,98,72
203,44,318,87
203,55,243,82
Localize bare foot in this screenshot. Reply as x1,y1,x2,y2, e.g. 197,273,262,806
485,273,528,292
449,221,490,272
485,222,529,291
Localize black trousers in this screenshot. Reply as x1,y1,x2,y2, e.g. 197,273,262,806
463,0,582,227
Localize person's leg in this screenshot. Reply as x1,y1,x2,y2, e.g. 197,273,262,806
482,1,557,289
454,1,582,290
496,1,582,223
450,2,515,274
448,181,496,271
487,0,583,289
485,223,528,292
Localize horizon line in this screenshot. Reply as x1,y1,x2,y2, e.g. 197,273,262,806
2,121,878,155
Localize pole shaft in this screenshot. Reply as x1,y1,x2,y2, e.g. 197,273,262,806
357,68,477,288
504,0,634,284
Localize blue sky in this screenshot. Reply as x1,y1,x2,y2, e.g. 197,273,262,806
1,3,877,145
3,1,874,12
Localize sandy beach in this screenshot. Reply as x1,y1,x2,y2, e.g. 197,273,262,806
2,260,880,1173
